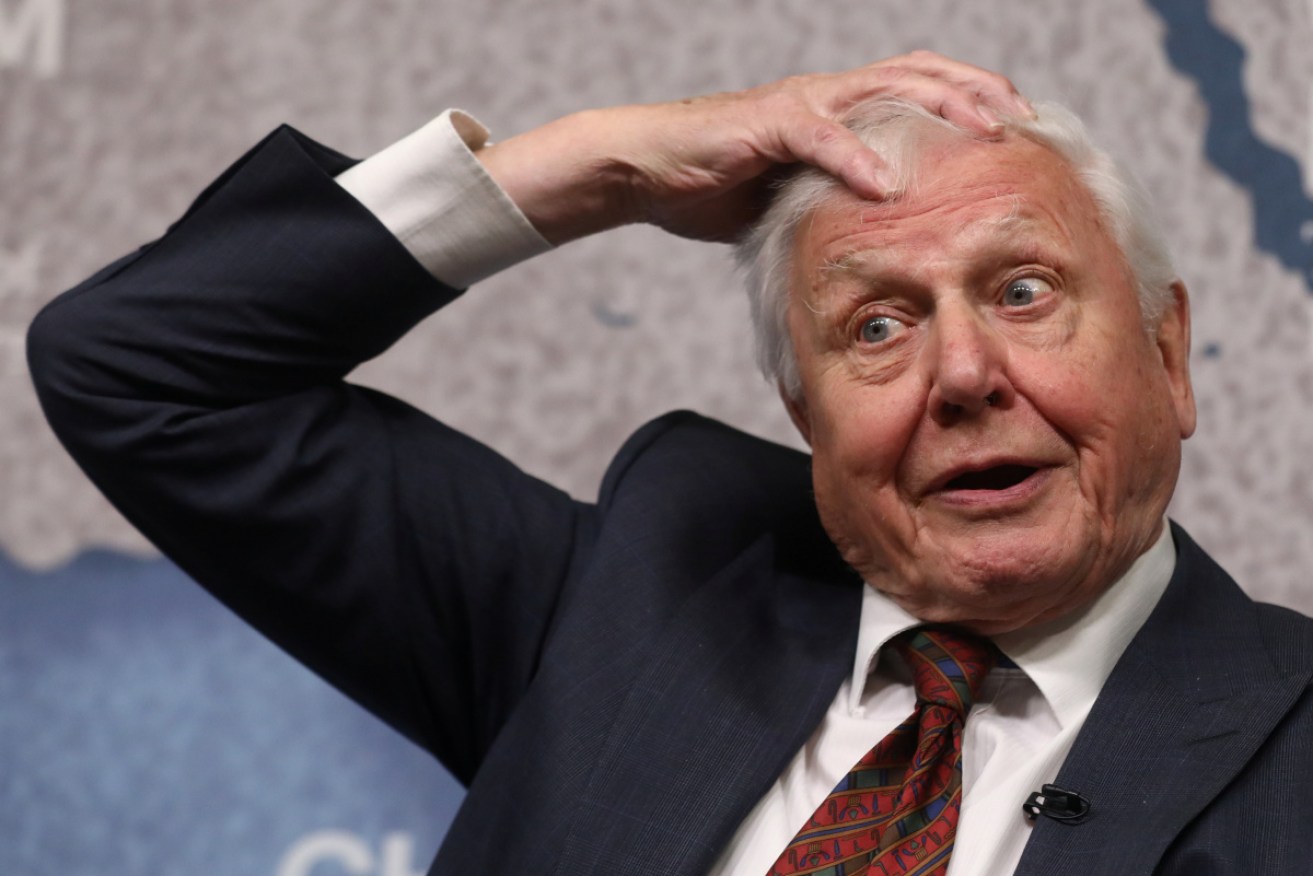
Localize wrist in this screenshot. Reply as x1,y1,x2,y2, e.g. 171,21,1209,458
477,108,646,245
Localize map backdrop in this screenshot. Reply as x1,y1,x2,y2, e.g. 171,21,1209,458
2,0,1311,873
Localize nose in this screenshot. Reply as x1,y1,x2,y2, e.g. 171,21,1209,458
924,305,1013,424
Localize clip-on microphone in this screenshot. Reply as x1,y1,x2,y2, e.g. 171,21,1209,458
1022,784,1091,824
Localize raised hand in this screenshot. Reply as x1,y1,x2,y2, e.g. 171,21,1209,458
477,51,1033,244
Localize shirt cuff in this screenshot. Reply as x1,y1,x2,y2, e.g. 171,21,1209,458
335,109,552,289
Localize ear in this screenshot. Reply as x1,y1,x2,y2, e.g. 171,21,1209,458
779,382,813,446
1155,280,1196,439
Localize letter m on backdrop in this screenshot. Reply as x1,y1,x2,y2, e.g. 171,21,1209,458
0,0,64,77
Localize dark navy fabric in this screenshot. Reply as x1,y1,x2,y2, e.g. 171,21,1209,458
28,127,1313,875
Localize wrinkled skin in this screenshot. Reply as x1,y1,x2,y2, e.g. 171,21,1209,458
783,134,1196,635
478,51,1033,244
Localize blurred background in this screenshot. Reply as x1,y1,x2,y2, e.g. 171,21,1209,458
2,0,1311,872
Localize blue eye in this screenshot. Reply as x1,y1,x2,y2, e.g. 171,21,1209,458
859,315,907,344
1004,277,1052,306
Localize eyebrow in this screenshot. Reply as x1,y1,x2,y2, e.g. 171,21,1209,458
819,212,1058,281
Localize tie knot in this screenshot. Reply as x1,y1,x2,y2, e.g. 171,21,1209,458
892,627,997,714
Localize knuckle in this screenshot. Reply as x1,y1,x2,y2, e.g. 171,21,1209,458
866,65,903,89
811,123,847,149
879,62,916,84
980,71,1016,94
836,149,869,180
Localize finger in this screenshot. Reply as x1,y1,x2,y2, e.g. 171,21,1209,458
771,114,894,199
819,52,1033,126
869,74,1009,137
813,69,1008,139
876,50,1035,119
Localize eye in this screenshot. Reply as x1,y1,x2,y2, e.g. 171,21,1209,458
1003,276,1053,307
858,315,908,345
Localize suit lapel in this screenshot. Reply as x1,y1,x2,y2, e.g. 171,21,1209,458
551,534,862,876
1015,524,1312,876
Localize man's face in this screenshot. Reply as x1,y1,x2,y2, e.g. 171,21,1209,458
783,134,1196,635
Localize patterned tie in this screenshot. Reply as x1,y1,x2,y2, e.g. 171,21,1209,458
767,628,997,876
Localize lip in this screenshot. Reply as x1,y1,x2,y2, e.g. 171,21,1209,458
923,459,1057,511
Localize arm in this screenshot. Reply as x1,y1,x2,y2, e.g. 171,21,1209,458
27,129,591,780
27,52,1028,779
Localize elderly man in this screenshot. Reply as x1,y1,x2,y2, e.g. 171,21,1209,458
28,52,1313,875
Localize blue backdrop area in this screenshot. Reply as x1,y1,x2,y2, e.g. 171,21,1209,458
0,550,464,875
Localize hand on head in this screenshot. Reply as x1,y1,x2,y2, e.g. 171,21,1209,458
480,52,1191,634
477,51,1034,244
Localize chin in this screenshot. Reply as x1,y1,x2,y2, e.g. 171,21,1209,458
873,537,1099,633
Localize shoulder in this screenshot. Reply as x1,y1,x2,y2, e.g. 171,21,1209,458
1255,601,1313,679
595,410,848,579
1172,522,1313,667
600,410,811,500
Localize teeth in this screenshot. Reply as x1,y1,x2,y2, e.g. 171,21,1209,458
945,465,1037,491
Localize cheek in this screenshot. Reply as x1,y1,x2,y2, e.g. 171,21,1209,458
806,380,927,560
809,379,923,485
1017,340,1178,498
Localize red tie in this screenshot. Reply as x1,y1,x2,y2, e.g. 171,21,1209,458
767,628,997,876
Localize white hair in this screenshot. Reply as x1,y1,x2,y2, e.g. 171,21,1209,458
734,98,1179,399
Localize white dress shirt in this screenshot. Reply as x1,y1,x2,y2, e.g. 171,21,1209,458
334,110,551,287
710,527,1174,876
335,112,1179,876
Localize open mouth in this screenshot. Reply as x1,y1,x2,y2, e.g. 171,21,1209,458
943,464,1039,491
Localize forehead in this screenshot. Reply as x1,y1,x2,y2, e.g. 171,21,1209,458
794,135,1108,279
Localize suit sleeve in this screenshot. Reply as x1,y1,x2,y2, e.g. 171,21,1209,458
26,126,594,783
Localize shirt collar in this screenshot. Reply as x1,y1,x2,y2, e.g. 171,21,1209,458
849,521,1177,726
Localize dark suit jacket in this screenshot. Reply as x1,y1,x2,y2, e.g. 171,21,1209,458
28,127,1313,875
